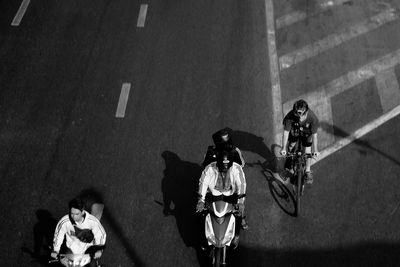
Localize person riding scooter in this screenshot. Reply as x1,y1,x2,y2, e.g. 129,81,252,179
202,128,245,168
51,198,106,267
197,151,247,248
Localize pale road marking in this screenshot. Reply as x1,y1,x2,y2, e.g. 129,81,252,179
314,105,400,164
276,0,350,29
375,68,400,112
137,4,148,28
279,8,399,70
265,0,283,145
284,49,400,161
11,0,30,26
116,83,131,118
285,48,400,104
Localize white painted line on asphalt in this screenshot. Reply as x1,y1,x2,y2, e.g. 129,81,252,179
375,68,400,112
116,83,131,118
11,0,30,26
276,0,351,29
137,4,148,28
314,104,400,164
279,8,399,70
286,48,400,104
265,0,283,145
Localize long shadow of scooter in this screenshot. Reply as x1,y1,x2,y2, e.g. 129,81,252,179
21,209,57,266
160,151,211,266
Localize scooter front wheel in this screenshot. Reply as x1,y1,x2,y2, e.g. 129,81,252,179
213,247,222,267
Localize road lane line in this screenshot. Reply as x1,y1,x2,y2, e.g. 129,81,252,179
279,8,399,70
137,4,148,28
276,0,351,29
375,68,400,112
116,83,131,118
11,0,30,26
265,0,283,145
286,48,400,104
314,104,400,164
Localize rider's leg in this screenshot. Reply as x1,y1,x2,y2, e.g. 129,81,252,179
285,140,297,171
304,146,312,172
303,141,313,183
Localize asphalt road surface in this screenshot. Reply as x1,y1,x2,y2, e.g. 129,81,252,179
0,0,399,266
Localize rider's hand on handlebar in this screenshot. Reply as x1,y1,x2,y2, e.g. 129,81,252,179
196,201,205,212
50,251,58,259
280,149,287,156
94,250,103,259
237,203,245,215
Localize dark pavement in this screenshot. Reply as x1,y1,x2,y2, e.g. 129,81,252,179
0,0,399,266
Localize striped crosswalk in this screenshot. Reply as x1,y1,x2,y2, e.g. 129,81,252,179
269,0,400,161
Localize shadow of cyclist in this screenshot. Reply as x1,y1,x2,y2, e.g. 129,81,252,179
319,121,400,166
219,128,279,172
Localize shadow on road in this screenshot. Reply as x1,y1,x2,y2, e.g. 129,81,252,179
229,241,400,267
21,209,57,266
161,151,210,265
320,122,400,166
78,188,145,267
227,128,279,172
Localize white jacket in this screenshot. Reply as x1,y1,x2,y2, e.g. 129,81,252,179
53,211,106,254
198,162,246,204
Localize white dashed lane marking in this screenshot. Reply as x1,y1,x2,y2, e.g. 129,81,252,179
137,4,148,28
116,83,131,118
11,0,30,26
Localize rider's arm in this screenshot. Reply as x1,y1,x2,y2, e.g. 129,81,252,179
92,220,107,246
235,165,246,204
312,133,318,153
198,166,212,202
235,147,245,167
52,216,69,254
281,130,290,151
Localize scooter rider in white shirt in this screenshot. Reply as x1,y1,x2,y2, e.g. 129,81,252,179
51,198,106,266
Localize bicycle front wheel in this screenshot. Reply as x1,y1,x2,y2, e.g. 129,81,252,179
295,168,303,217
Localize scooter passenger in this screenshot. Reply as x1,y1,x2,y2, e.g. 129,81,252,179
196,151,247,248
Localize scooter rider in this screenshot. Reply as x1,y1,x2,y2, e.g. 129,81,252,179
197,151,247,247
51,198,106,266
202,128,245,168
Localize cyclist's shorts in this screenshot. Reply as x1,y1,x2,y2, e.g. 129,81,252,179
288,133,312,147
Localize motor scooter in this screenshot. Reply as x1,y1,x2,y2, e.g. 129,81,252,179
202,195,242,267
48,202,105,267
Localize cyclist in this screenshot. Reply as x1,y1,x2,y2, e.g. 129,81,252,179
280,99,319,184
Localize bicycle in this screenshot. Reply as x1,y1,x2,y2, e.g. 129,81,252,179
283,144,314,217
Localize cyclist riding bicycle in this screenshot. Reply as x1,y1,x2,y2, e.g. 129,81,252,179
280,99,319,184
